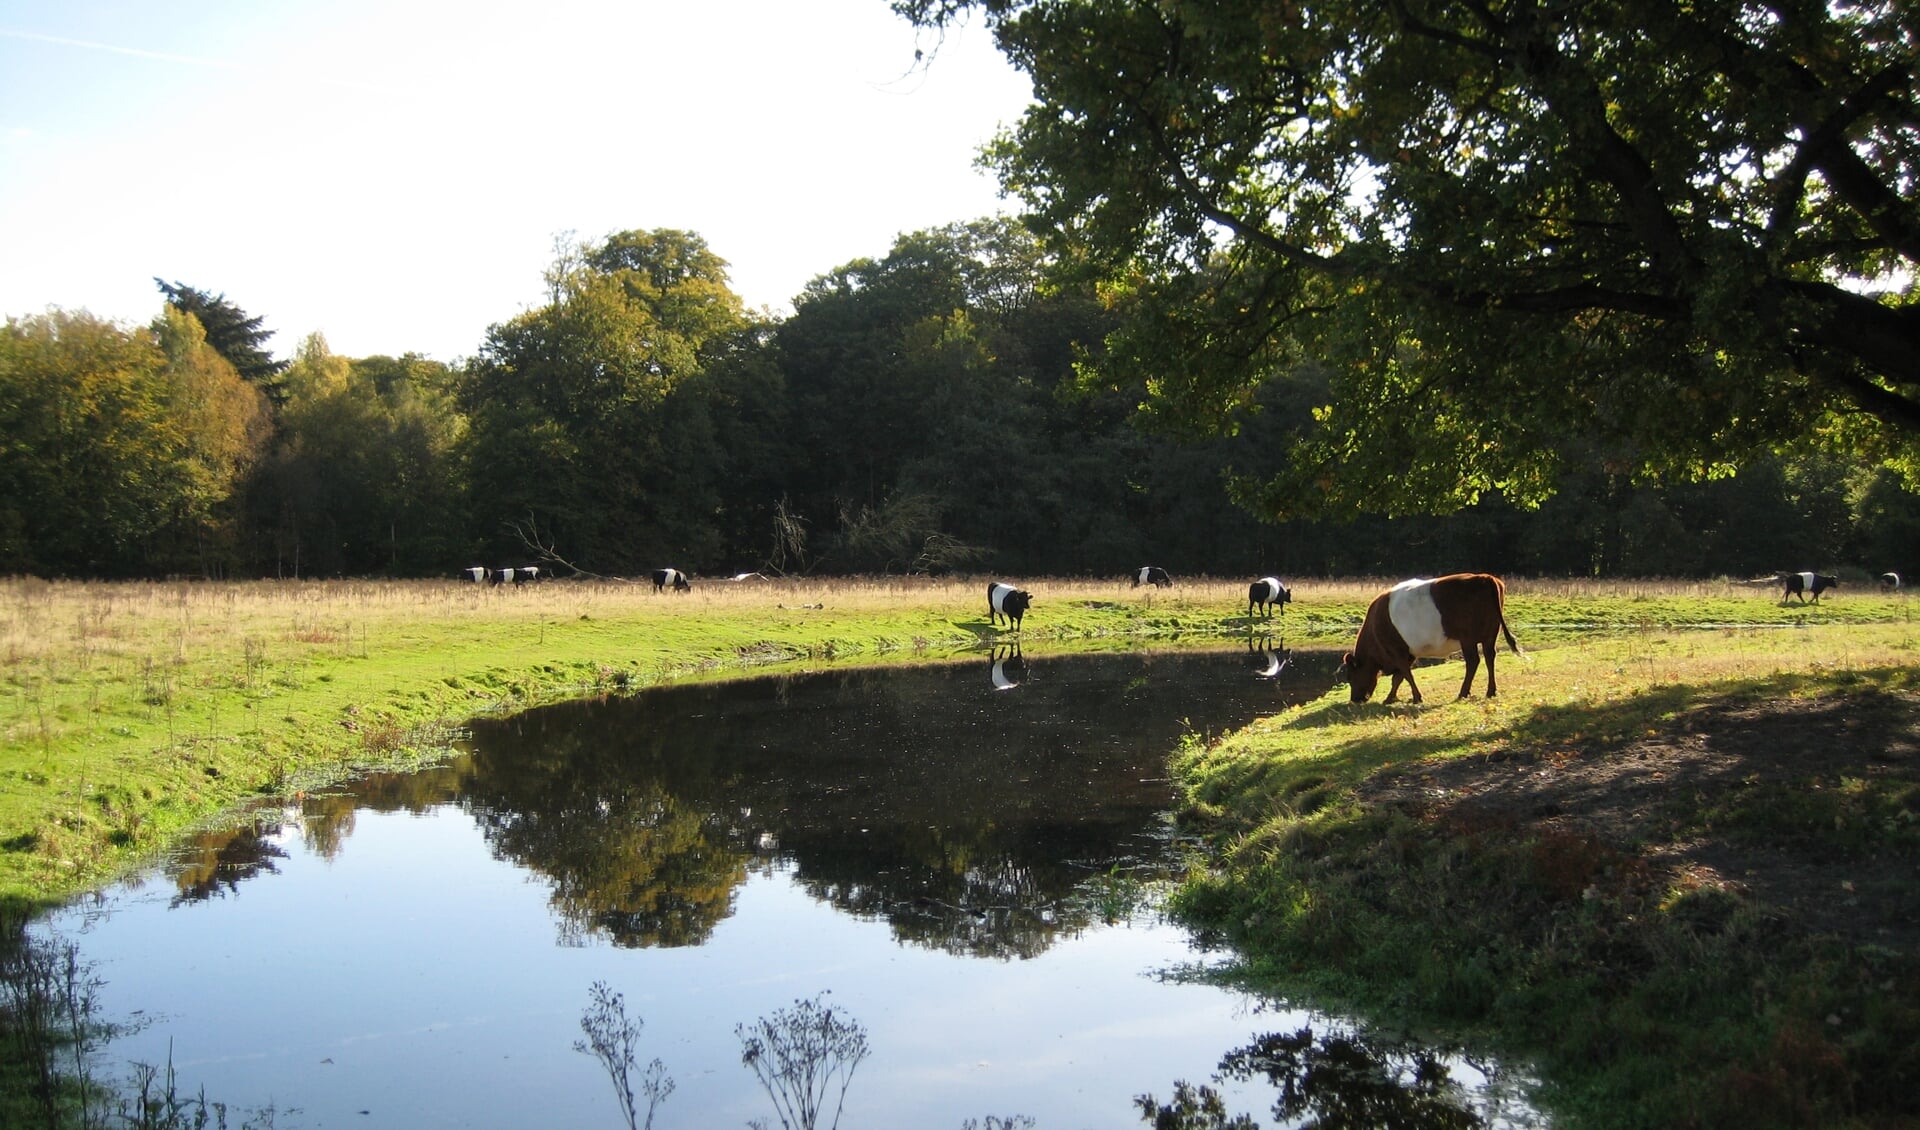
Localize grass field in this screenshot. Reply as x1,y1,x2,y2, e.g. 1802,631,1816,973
2,573,1917,1127
0,572,1908,911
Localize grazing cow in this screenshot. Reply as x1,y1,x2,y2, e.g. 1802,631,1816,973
1342,573,1520,704
463,566,486,583
1881,572,1903,592
990,643,1028,690
1781,572,1838,603
491,567,515,586
1133,566,1173,589
652,568,690,593
1247,634,1291,680
987,581,1033,630
512,565,541,585
1248,577,1291,618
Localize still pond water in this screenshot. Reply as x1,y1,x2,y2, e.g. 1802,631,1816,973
42,642,1545,1128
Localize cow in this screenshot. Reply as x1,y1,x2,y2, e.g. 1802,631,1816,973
1248,577,1291,618
1342,573,1520,704
1781,572,1837,603
1881,572,1903,592
990,643,1028,690
653,568,690,593
463,566,486,583
491,567,515,586
988,581,1032,630
1133,566,1173,589
513,565,541,585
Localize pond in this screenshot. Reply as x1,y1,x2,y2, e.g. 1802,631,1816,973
36,640,1545,1128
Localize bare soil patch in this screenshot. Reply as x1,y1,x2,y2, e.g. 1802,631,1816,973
1362,688,1920,952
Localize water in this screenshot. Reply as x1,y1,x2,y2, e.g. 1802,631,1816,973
37,642,1543,1128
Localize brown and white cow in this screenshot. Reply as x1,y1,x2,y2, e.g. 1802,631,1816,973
1342,574,1520,704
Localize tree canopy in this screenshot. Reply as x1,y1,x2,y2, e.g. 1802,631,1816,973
155,279,290,402
898,0,1920,518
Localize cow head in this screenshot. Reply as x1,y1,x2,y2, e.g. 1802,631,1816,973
1005,590,1032,618
1341,652,1381,703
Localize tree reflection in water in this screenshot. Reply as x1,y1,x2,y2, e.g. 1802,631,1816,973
1139,1026,1493,1129
435,649,1314,956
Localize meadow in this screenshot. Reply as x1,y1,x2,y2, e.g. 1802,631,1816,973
1,572,1916,1127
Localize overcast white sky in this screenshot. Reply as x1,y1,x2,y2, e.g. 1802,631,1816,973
0,0,1031,362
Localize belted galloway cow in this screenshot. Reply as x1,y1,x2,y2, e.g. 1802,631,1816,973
1342,573,1520,704
987,582,1032,630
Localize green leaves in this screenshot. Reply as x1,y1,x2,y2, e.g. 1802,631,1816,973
904,0,1920,517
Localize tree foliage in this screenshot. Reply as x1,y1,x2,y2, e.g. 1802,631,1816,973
154,280,289,402
898,0,1920,518
0,310,267,575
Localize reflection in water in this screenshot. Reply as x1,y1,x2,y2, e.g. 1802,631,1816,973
989,642,1028,690
1246,632,1292,680
41,645,1550,1127
1140,1027,1504,1129
440,648,1322,957
168,822,289,906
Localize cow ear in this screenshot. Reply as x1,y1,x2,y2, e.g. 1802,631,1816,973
1340,652,1354,665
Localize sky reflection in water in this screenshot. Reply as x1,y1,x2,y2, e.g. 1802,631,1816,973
42,642,1542,1128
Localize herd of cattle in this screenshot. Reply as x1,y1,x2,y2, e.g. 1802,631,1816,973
462,562,1898,705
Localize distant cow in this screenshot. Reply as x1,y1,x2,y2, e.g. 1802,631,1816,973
463,566,487,583
1133,566,1173,589
1248,577,1291,618
1342,573,1520,704
491,567,516,586
653,568,690,593
1781,572,1837,603
988,581,1032,630
1881,572,1903,592
515,565,540,585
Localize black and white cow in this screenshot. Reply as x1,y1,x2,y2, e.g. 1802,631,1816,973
1879,572,1902,592
1133,566,1173,589
491,567,516,586
1781,572,1838,603
653,568,690,593
988,581,1032,630
463,566,487,583
1248,577,1291,618
514,565,541,585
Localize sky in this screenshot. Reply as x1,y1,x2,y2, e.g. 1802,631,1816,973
0,0,1033,362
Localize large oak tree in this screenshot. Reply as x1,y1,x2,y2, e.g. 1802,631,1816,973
899,0,1920,518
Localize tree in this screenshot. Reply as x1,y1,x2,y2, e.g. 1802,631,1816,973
460,230,755,571
154,279,289,402
898,0,1920,519
0,310,267,575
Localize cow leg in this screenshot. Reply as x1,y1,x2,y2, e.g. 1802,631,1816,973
1386,669,1421,704
1482,641,1498,698
1458,647,1481,699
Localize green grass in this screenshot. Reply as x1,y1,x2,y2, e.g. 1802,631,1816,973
1166,623,1920,1130
5,574,1917,1129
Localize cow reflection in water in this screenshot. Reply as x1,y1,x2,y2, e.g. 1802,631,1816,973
170,820,290,906
1139,1026,1493,1129
990,643,1028,690
1247,633,1291,680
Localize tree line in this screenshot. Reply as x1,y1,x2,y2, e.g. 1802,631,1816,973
2,221,1914,582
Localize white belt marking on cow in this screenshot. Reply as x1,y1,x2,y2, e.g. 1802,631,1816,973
1799,571,1815,589
1388,578,1454,658
990,583,1015,614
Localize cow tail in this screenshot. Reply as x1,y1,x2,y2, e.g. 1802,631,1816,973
1501,613,1521,655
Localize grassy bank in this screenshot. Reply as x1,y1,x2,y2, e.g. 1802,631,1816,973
1168,617,1920,1128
